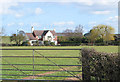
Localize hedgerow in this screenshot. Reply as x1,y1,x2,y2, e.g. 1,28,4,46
80,48,120,80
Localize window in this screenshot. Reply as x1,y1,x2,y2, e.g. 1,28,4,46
48,36,51,38
38,36,41,39
32,41,37,44
47,36,52,41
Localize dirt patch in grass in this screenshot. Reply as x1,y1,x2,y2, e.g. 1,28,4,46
22,66,77,79
64,74,82,81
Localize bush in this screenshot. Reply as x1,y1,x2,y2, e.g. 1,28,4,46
80,48,120,80
44,41,50,46
59,42,81,46
21,41,31,46
50,42,55,46
33,41,39,46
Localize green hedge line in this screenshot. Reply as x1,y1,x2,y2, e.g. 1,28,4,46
80,48,120,80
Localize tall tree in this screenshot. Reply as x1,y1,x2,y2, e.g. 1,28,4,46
74,24,83,35
10,31,26,45
62,25,83,42
87,24,115,43
74,24,83,38
0,27,5,36
63,29,73,37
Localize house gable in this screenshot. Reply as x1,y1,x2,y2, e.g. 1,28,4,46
44,31,53,41
26,27,57,42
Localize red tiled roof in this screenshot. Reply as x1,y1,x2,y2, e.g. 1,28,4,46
50,30,56,36
26,30,57,40
26,33,37,40
33,30,44,36
34,30,56,36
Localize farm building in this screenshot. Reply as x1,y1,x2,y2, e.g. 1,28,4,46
26,27,57,45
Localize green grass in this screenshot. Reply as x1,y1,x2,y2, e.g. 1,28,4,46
1,46,118,80
1,36,15,44
2,46,118,53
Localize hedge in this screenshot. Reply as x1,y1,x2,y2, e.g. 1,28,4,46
59,42,81,46
80,48,120,80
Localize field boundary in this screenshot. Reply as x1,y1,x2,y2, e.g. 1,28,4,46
1,48,82,81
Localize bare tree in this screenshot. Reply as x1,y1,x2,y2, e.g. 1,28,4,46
74,24,83,37
0,27,5,36
63,29,73,37
63,25,83,37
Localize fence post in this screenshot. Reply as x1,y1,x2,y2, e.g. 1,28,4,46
33,49,34,79
81,49,90,80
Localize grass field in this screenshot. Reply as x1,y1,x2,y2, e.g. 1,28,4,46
1,46,118,80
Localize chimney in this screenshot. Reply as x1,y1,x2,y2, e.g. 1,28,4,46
53,29,55,31
31,26,34,33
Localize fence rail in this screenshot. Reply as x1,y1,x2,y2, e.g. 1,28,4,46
1,69,82,72
0,56,79,58
1,48,82,81
0,48,82,50
0,64,81,66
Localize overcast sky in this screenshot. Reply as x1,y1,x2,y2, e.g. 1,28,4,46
0,0,119,36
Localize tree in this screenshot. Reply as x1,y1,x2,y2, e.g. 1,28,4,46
74,24,83,36
10,31,26,46
63,29,73,37
73,25,83,42
19,30,26,36
62,25,84,42
87,24,115,44
0,27,5,36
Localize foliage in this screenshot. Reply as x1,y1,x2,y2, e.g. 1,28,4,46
50,42,55,46
57,36,69,42
81,37,89,43
80,48,120,80
59,42,81,46
44,41,55,46
10,34,26,45
21,40,31,46
33,40,39,46
62,24,83,42
86,24,115,43
44,41,50,46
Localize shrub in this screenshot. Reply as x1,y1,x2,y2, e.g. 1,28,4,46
59,42,81,46
33,41,39,46
22,41,31,46
44,41,50,46
50,42,55,46
80,48,120,80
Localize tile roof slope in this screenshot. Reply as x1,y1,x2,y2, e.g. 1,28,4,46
50,30,56,36
33,30,44,36
26,33,37,40
34,30,56,36
42,30,49,36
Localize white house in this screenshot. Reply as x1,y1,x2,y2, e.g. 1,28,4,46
26,27,57,45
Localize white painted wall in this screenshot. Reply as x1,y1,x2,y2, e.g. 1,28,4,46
44,31,54,42
54,41,57,45
43,31,57,45
29,31,57,45
29,40,37,46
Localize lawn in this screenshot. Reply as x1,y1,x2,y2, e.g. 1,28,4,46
1,46,118,80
